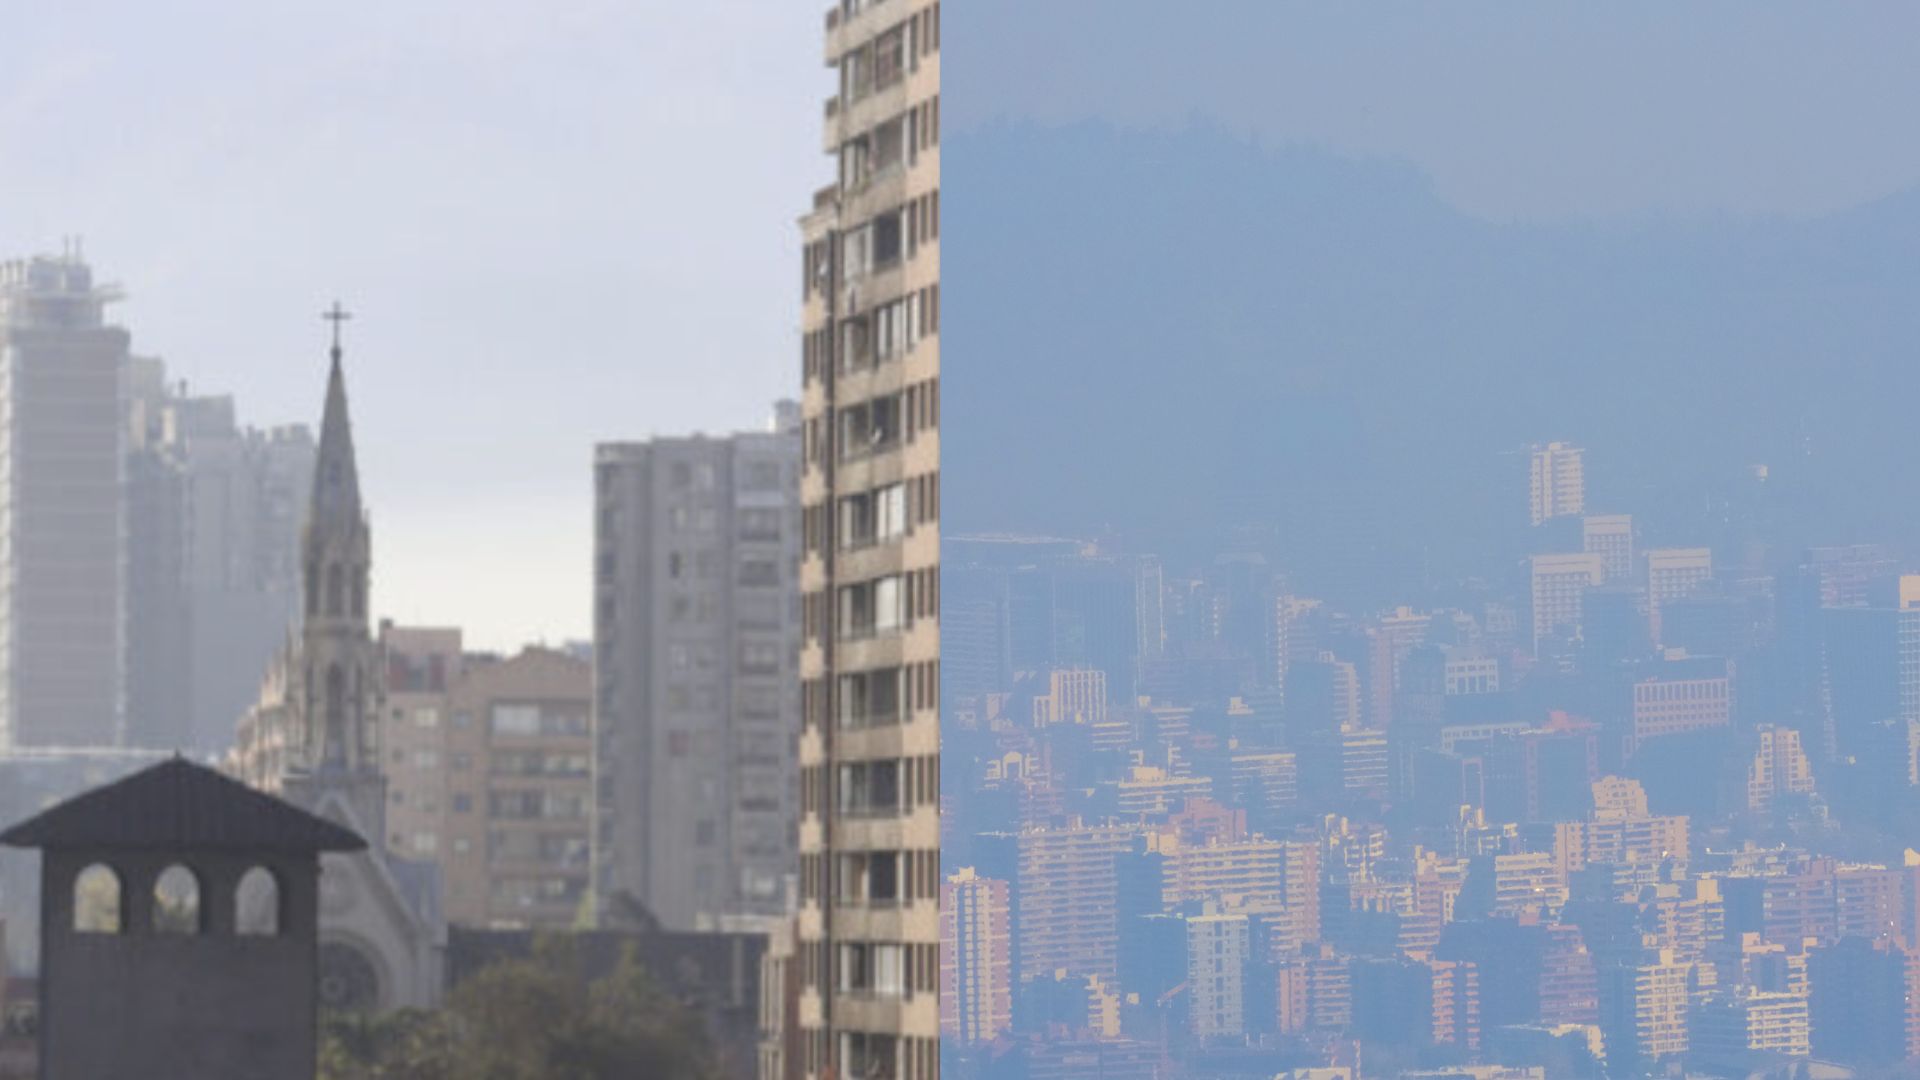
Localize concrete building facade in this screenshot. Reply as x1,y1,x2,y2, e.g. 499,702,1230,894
939,867,1012,1045
126,357,314,755
795,3,942,1078
1530,553,1606,656
1528,442,1585,527
593,410,801,931
0,253,129,749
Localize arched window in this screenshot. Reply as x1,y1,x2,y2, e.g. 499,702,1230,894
305,561,320,617
153,864,201,934
235,867,281,937
352,567,366,619
73,864,122,934
324,664,347,765
326,563,345,616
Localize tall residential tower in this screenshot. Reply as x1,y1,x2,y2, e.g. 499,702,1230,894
796,3,942,1078
0,253,129,749
593,408,802,931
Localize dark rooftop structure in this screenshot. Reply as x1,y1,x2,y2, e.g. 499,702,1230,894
1,755,363,1079
0,756,365,854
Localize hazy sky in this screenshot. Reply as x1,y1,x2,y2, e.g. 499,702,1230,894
955,3,1920,221
0,0,825,650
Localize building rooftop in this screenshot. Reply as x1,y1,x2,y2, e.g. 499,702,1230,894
0,757,365,853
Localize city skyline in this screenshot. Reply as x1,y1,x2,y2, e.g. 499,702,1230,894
0,0,824,650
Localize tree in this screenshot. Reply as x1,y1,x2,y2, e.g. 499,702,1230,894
319,936,723,1080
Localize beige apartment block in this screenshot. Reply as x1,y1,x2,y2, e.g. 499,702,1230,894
1645,547,1712,646
378,630,594,930
1581,514,1635,583
1529,442,1585,526
793,2,942,1079
1530,552,1606,654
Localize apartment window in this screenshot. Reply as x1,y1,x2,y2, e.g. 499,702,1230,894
491,705,540,736
738,558,780,587
875,483,907,540
872,117,905,175
839,491,876,549
837,575,904,639
837,759,900,817
871,210,902,268
739,507,783,541
837,667,903,728
739,641,782,675
843,225,871,281
838,395,901,460
873,27,906,89
837,943,905,998
839,1033,898,1080
743,460,783,491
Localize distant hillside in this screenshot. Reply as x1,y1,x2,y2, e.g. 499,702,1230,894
944,121,1920,597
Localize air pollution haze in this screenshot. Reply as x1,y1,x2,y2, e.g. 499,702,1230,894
0,0,825,649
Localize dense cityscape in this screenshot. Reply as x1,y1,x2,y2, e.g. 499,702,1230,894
7,3,1918,1079
939,439,1920,1079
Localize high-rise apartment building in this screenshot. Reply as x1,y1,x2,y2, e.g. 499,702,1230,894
0,253,129,748
1188,908,1251,1037
1743,724,1815,813
1645,547,1712,645
594,408,801,931
1581,514,1634,583
1528,442,1585,526
939,867,1012,1045
125,357,314,755
797,3,941,1079
1626,653,1732,753
1529,553,1605,655
1598,947,1691,1068
1016,822,1134,985
1824,576,1920,762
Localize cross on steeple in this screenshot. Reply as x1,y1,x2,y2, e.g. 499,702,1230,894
322,301,352,360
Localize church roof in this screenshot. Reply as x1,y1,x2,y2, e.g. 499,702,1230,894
310,341,362,533
0,757,366,854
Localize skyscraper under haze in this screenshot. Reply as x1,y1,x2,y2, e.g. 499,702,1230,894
796,3,942,1074
593,409,801,931
0,253,129,749
1529,442,1585,527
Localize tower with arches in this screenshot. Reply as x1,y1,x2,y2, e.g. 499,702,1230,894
1,756,364,1078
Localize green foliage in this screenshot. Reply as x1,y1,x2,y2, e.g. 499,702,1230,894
318,936,722,1080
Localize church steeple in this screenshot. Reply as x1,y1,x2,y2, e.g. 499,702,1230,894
292,301,381,806
311,301,362,534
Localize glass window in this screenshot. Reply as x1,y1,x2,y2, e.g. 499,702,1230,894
874,576,903,634
876,483,907,540
491,705,540,736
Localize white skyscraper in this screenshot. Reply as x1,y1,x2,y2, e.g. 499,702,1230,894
0,253,129,749
1529,441,1586,526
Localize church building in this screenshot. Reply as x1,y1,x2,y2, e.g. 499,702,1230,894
228,309,444,1011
